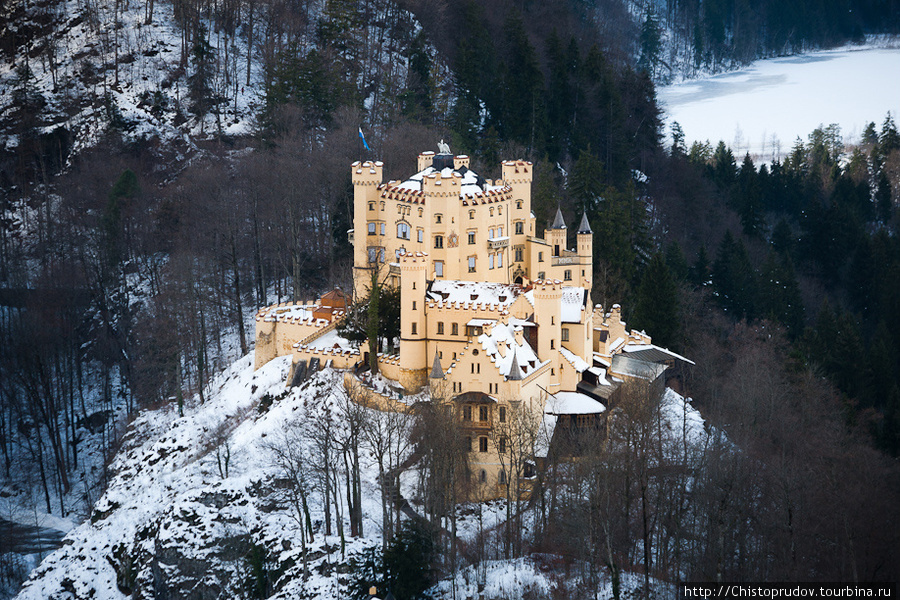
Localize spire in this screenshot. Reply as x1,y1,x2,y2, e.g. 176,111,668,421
507,348,523,381
577,212,592,234
551,207,567,230
430,348,444,379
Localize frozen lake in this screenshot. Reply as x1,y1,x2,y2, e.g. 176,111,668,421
658,45,900,160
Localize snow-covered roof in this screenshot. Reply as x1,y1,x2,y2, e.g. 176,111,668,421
428,280,524,307
391,165,506,197
559,346,590,373
477,321,547,380
544,392,606,415
610,354,668,381
560,287,586,323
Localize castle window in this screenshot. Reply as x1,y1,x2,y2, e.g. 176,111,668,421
489,228,495,239
490,208,494,217
561,328,569,342
479,469,487,482
499,406,507,423
435,261,444,277
434,235,443,248
515,248,523,262
498,437,507,453
479,405,488,421
436,214,442,224
466,436,472,451
524,463,535,478
369,202,375,211
479,438,488,453
452,323,459,336
397,222,410,239
418,207,423,217
554,244,560,257
438,322,444,334
468,231,475,244
468,256,476,272
497,253,503,268
463,405,472,421
411,322,417,335
380,223,386,235
550,339,555,349
418,229,424,243
380,201,385,210
489,254,494,269
412,301,416,310
564,269,572,281
498,206,502,215
368,222,376,235
498,226,503,237
538,271,545,279
551,368,555,376
469,210,475,220
516,200,523,209
582,269,585,276
367,247,384,263
515,222,523,234
538,252,544,262
498,469,507,484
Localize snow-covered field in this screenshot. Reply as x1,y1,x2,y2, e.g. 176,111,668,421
658,43,900,160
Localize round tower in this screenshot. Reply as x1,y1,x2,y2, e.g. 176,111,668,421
398,251,428,392
532,279,563,388
576,212,593,291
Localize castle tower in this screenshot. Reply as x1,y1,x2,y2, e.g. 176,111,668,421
548,208,567,258
532,279,563,389
398,252,428,392
576,212,593,291
352,160,384,300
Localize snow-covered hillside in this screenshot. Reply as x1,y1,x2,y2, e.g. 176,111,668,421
11,346,711,599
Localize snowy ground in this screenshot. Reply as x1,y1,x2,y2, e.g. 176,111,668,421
658,42,900,160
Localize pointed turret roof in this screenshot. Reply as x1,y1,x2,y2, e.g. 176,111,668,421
430,349,444,379
507,348,523,380
577,212,592,234
551,207,567,230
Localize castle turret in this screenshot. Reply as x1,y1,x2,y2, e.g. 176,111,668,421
352,160,384,299
532,279,563,389
398,252,428,392
576,212,593,290
548,208,567,258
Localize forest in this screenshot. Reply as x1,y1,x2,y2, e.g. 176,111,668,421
1,0,899,596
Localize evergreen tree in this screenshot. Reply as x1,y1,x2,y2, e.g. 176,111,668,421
665,241,690,282
632,252,680,349
383,519,434,600
188,24,216,126
690,245,711,287
712,230,756,320
758,252,804,337
638,9,662,78
875,170,893,222
736,153,764,237
568,148,605,215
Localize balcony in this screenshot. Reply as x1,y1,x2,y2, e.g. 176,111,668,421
552,255,581,266
488,236,509,250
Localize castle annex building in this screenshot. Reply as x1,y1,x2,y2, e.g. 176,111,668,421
255,149,692,497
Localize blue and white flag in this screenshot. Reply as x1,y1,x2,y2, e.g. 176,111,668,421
358,127,370,151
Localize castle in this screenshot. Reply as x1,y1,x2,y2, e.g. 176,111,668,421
254,148,691,498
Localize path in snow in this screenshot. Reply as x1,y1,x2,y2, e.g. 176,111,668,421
658,44,900,160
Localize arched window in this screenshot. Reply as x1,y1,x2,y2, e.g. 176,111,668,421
498,469,507,485
479,469,487,483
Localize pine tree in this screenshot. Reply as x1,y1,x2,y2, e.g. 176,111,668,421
712,231,756,320
568,148,605,215
632,252,680,349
